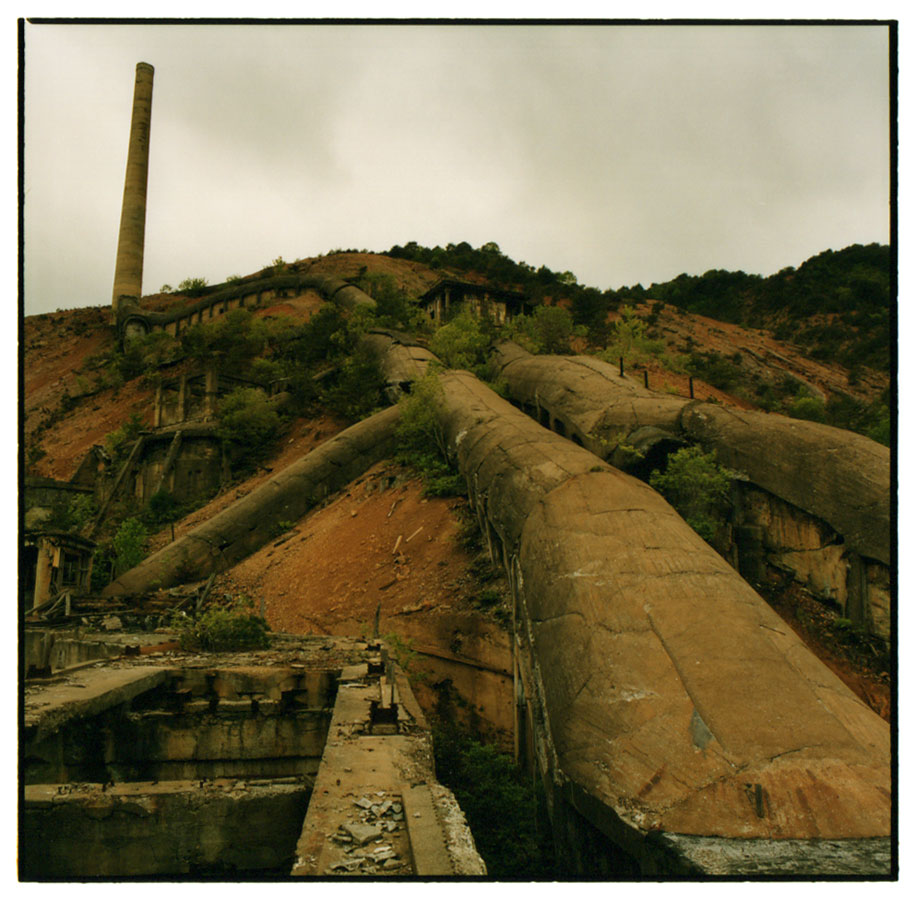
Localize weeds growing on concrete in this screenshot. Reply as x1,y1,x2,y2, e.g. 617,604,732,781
175,595,271,652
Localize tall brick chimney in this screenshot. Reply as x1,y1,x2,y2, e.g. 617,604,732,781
111,62,154,319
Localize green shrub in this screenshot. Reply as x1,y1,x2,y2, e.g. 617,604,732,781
112,517,147,575
181,308,266,372
178,276,209,297
649,445,734,542
320,344,386,421
276,305,351,368
505,304,576,354
43,492,97,532
104,412,145,465
176,596,271,652
216,387,283,468
429,310,490,371
395,375,466,497
397,374,445,451
866,406,891,446
599,308,675,370
90,542,117,591
685,350,742,390
357,272,420,330
142,490,184,527
116,330,180,380
788,391,827,422
474,587,502,608
432,725,555,878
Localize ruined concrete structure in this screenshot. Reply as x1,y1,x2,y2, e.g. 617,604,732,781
152,368,266,428
57,366,293,543
489,343,892,641
420,278,529,325
117,269,376,341
21,635,485,878
96,332,891,876
22,531,96,612
23,476,95,529
111,63,154,319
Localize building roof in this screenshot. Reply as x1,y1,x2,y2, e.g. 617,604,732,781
24,530,97,551
418,279,526,304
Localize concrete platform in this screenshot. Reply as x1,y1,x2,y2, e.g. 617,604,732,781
24,666,169,743
291,666,485,876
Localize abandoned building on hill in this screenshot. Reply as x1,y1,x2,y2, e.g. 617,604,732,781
419,278,530,325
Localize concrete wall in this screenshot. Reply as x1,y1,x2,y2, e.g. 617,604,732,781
22,780,310,878
24,478,94,520
133,433,222,504
24,665,336,786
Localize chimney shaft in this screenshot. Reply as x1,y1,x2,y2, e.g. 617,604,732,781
111,62,154,318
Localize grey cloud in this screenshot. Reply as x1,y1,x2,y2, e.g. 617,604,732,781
24,22,889,314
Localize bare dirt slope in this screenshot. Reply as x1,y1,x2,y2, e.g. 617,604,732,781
603,301,887,406
217,461,485,636
208,460,514,741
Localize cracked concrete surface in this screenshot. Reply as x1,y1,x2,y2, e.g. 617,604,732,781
433,369,889,861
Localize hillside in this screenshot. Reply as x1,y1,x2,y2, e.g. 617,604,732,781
25,243,890,481
22,244,892,730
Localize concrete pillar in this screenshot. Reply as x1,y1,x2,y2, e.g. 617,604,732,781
846,552,868,626
32,542,54,610
153,383,163,428
111,62,154,319
177,375,187,422
204,366,218,420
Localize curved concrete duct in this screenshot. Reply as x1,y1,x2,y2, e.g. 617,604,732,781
298,274,376,312
117,272,378,337
103,405,400,595
360,329,438,399
679,402,889,564
491,343,890,565
434,370,889,869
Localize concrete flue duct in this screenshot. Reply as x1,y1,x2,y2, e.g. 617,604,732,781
103,405,400,596
490,343,890,565
431,369,890,872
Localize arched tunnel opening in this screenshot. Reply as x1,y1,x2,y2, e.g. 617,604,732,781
625,437,686,482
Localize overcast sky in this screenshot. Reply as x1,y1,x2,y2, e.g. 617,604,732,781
22,20,891,316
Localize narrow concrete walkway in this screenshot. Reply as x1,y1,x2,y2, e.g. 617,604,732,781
291,662,484,876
